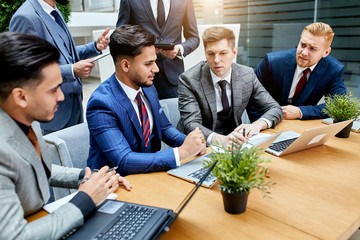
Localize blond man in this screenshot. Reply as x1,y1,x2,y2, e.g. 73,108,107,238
178,26,282,148
250,22,346,120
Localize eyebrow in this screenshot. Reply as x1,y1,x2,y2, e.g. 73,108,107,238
301,40,318,49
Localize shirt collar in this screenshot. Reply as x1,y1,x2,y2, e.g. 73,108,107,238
38,0,58,15
210,68,232,87
116,75,144,101
296,62,317,75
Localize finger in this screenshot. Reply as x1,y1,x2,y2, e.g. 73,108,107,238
84,167,92,178
231,131,247,142
100,27,110,38
117,175,132,191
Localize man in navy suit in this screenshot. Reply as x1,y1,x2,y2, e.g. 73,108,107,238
9,0,110,134
251,22,346,120
116,0,199,99
87,25,206,176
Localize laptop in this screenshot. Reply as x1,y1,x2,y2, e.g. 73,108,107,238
167,132,281,188
266,119,353,156
63,160,217,240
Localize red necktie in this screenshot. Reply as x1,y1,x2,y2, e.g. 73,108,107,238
135,93,150,147
293,68,311,103
28,127,41,159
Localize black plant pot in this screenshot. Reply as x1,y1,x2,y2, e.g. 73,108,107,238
335,121,353,138
221,190,249,214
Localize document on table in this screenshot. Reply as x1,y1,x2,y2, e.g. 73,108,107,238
43,192,117,213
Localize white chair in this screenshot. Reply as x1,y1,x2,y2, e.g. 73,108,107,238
183,24,241,71
92,29,115,82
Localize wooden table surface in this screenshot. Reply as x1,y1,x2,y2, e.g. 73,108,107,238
27,120,360,239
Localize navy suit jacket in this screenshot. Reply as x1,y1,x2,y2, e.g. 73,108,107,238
86,74,186,176
9,0,100,132
253,48,346,119
116,0,199,91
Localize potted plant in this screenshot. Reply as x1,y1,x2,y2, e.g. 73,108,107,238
204,143,275,214
322,92,360,138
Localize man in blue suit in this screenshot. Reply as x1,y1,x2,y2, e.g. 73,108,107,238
251,22,346,120
9,0,110,134
87,25,206,176
116,0,199,99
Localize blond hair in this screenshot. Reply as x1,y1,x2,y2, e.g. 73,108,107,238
202,26,235,49
302,22,334,47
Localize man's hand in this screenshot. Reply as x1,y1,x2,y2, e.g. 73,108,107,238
78,166,122,206
235,119,267,138
73,59,95,78
178,127,206,161
159,45,180,59
211,131,246,148
96,27,110,51
281,105,302,119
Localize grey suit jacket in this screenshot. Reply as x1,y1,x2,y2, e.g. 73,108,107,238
0,108,85,239
178,61,283,138
9,0,100,132
116,0,199,86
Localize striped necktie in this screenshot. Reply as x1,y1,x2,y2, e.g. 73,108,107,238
135,92,150,148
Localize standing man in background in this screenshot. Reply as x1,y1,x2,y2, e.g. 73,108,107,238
116,0,199,99
9,0,110,134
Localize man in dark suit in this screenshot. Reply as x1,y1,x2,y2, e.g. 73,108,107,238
252,22,346,120
87,25,206,176
178,26,282,148
9,0,110,134
116,0,199,99
0,32,131,239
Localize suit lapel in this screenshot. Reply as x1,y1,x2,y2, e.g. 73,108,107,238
282,51,297,104
230,63,243,125
200,64,217,129
109,75,143,143
142,0,160,33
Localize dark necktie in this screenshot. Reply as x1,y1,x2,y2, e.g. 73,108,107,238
293,68,311,103
51,10,67,33
218,80,230,116
135,93,150,148
28,127,41,159
157,0,165,28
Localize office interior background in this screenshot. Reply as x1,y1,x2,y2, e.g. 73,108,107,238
57,0,360,99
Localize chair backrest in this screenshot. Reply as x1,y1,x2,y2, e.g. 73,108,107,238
183,24,241,71
43,122,90,199
92,29,115,82
159,98,180,150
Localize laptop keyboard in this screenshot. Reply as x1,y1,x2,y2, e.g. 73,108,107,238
94,205,156,240
188,167,216,182
268,137,298,152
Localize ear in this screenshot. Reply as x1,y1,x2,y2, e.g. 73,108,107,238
322,47,331,58
120,58,131,73
233,47,238,60
11,88,29,109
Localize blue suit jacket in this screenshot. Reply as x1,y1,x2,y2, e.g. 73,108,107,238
9,0,100,132
116,0,199,92
86,74,186,176
253,48,346,119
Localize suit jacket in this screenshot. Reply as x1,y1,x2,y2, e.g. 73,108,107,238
0,108,84,239
9,0,100,132
254,48,346,119
177,61,283,138
116,0,199,89
86,74,186,176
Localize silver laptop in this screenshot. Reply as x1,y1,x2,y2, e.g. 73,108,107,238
167,133,281,188
266,119,353,156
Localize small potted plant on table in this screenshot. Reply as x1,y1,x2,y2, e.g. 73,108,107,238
204,143,275,214
322,92,360,138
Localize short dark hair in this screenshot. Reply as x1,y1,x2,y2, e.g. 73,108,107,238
109,24,156,63
0,32,60,101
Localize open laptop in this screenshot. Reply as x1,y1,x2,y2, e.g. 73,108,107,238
266,119,353,156
63,160,217,240
167,132,281,188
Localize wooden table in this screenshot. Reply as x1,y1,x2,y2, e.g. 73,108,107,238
27,120,360,239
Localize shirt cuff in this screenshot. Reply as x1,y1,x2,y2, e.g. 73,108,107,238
299,108,303,119
173,148,181,167
176,44,184,59
207,132,216,145
71,64,75,79
260,118,272,128
69,191,96,219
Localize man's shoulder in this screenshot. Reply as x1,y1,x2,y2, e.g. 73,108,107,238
322,54,344,70
181,61,208,79
266,48,296,61
232,62,255,76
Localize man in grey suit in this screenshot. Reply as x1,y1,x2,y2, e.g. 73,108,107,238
9,0,110,134
178,26,283,147
116,0,199,99
0,32,131,239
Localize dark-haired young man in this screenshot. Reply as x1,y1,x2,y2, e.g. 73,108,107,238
87,25,206,176
9,0,110,134
0,32,131,239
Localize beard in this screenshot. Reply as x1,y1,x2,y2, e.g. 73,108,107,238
55,0,69,5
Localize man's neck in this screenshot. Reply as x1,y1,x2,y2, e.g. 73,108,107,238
43,0,56,8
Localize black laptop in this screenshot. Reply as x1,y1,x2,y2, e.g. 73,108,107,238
63,161,218,240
